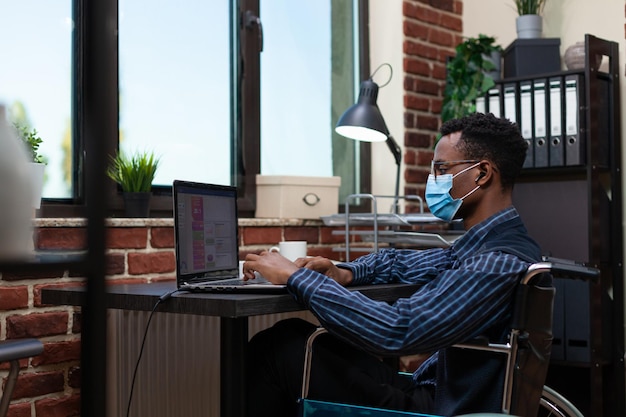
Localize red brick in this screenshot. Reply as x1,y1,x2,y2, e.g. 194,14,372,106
404,75,416,93
404,111,416,128
241,227,282,245
320,227,345,244
414,78,440,96
406,168,430,186
0,358,29,371
432,62,447,80
405,132,434,148
431,0,455,13
404,57,431,76
151,227,175,248
0,287,28,310
431,97,443,113
35,394,80,417
106,228,148,249
404,41,439,61
405,95,430,111
454,0,462,14
7,401,31,417
440,13,462,31
417,150,435,167
403,20,428,40
11,370,64,400
127,252,175,275
414,6,441,25
32,340,80,366
6,312,69,338
403,1,419,19
35,228,87,250
283,227,319,244
416,114,440,131
105,253,125,275
429,27,455,48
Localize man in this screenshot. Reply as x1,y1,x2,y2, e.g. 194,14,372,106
242,112,544,416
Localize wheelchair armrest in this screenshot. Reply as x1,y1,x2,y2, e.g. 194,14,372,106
525,258,600,285
0,339,43,362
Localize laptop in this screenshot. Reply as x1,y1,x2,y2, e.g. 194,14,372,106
173,180,286,293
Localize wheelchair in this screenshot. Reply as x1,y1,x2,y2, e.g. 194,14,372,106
299,258,599,417
0,338,43,417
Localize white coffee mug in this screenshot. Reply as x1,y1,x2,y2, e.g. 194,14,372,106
269,241,307,261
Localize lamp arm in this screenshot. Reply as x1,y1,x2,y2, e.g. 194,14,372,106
385,135,402,214
385,136,402,166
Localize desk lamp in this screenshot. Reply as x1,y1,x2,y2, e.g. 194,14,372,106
335,70,402,213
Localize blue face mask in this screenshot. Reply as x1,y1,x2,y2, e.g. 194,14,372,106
425,163,481,222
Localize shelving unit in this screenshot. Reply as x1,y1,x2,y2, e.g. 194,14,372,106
482,34,624,417
322,194,458,260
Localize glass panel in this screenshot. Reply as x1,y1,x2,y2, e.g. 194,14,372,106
119,0,231,187
0,1,73,198
260,0,357,183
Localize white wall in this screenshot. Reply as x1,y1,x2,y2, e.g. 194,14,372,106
368,0,404,204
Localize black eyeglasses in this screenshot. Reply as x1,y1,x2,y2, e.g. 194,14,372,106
430,160,480,178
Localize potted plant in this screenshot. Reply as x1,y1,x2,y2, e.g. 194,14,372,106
442,34,503,123
514,0,547,38
13,123,46,210
107,150,160,217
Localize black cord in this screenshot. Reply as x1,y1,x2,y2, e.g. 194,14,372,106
125,289,179,417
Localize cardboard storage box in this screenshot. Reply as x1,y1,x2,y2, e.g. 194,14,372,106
255,175,341,219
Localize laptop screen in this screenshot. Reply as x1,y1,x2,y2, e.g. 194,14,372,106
173,181,240,285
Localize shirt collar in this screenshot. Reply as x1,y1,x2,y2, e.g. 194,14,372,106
451,207,519,260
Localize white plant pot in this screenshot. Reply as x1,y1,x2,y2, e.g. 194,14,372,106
516,14,543,39
29,162,45,209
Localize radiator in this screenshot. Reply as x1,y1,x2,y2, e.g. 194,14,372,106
107,309,318,417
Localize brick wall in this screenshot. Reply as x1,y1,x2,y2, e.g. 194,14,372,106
402,0,463,208
0,218,367,417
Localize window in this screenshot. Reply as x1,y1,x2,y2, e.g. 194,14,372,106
258,0,370,207
4,0,369,217
0,1,73,199
118,0,231,188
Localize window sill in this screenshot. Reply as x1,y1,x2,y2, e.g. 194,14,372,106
33,217,325,228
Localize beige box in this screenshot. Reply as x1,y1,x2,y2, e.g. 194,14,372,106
255,175,341,219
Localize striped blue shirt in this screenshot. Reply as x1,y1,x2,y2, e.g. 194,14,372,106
287,207,534,380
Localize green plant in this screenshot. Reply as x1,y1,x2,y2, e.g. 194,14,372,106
107,151,160,193
514,0,547,15
441,34,503,123
13,123,45,164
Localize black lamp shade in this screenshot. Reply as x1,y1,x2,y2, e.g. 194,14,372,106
335,79,389,142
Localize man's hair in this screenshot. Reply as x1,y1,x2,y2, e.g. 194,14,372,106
440,112,527,189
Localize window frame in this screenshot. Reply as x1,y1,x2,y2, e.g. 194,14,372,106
40,0,371,218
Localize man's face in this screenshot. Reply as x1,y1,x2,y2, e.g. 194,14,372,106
432,132,480,200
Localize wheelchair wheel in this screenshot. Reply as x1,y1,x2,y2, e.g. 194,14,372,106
538,385,584,417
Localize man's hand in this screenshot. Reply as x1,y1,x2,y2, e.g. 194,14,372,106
243,254,353,287
295,256,353,286
242,251,299,285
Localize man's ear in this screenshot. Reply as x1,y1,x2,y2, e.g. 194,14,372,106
475,160,494,184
